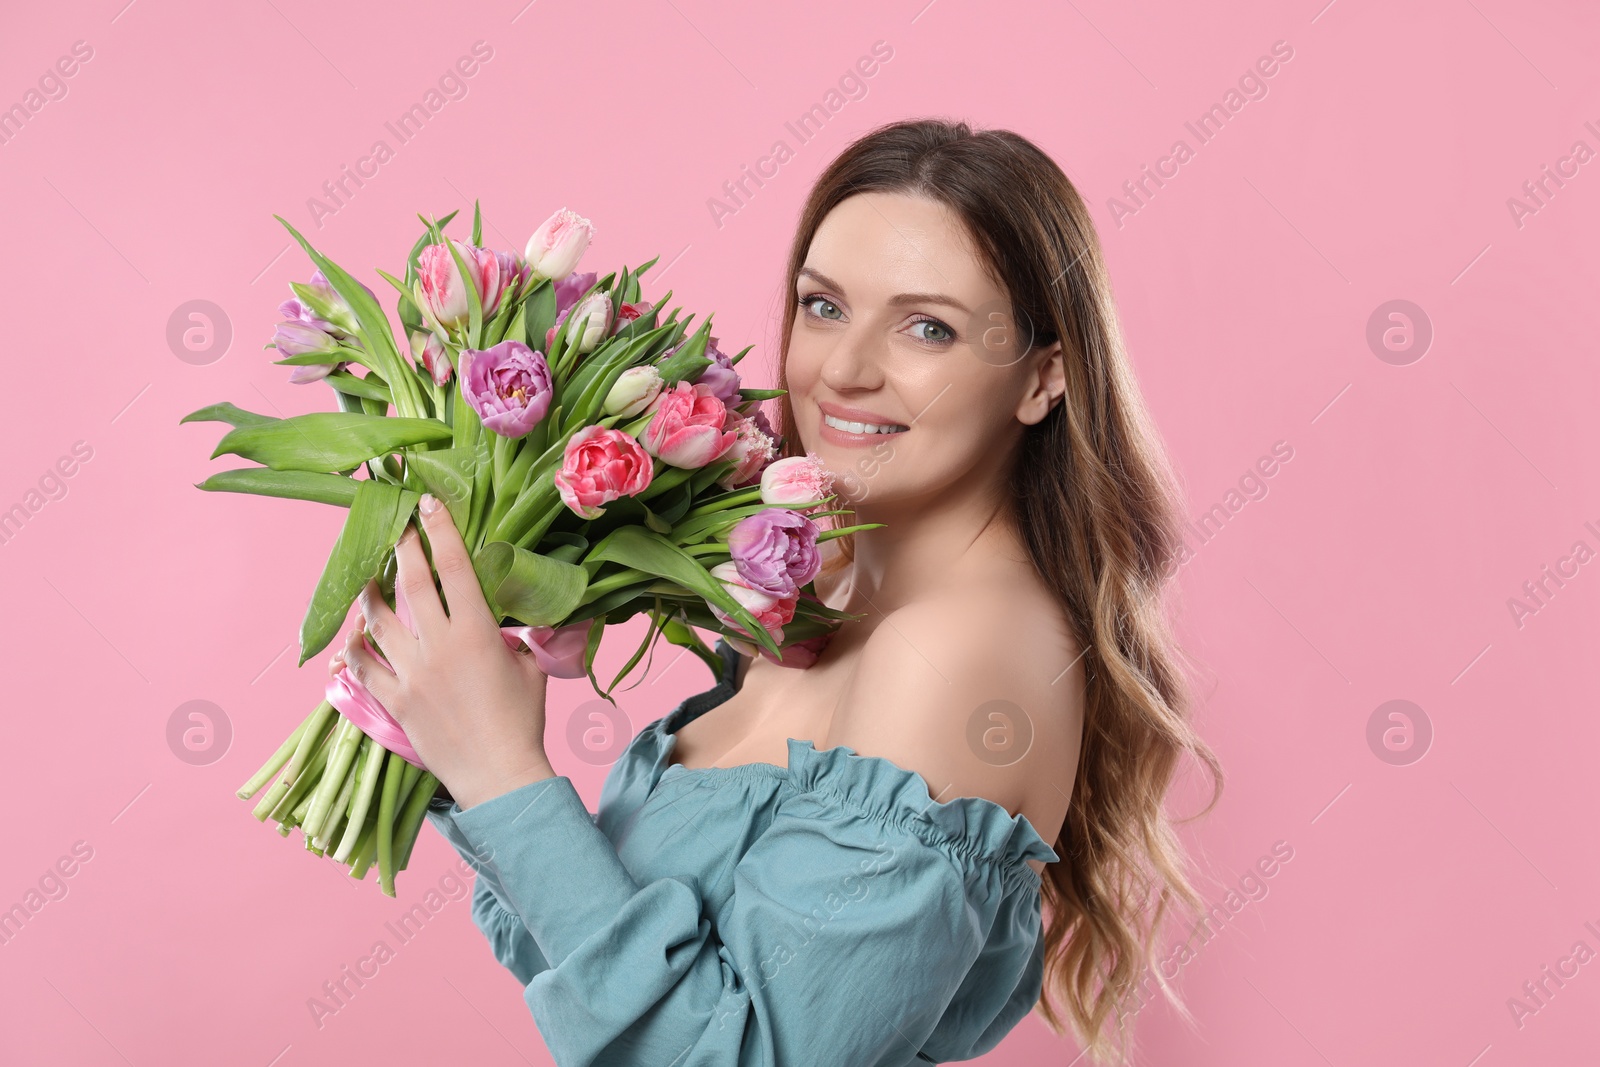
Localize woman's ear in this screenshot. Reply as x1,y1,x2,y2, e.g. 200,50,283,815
1017,340,1066,426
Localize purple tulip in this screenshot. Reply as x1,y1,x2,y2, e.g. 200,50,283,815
290,269,368,339
490,250,532,318
272,319,345,384
727,508,822,599
546,271,601,350
278,296,337,336
553,269,597,313
692,335,742,407
460,339,554,438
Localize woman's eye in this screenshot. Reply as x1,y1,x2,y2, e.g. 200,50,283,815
798,294,843,320
910,318,955,344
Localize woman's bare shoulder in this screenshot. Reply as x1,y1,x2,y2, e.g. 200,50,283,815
826,575,1085,849
879,563,1082,693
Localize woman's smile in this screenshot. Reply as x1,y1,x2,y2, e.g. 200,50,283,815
816,399,911,446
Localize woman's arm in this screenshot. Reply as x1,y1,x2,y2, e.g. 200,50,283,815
440,772,996,1067
426,792,552,986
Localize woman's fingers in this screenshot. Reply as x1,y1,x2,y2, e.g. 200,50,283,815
343,620,400,710
416,493,499,636
393,523,447,639
357,576,418,673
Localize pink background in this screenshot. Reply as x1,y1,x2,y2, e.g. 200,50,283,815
2,0,1596,1063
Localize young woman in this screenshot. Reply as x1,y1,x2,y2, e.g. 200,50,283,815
331,118,1221,1065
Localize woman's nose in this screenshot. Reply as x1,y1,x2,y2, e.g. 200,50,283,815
818,333,884,392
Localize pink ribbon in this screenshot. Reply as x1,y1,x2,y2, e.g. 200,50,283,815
325,588,594,770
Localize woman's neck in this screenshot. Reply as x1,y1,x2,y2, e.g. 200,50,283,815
825,479,1025,619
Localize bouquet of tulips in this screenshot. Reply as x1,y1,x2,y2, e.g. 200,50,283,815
183,202,876,895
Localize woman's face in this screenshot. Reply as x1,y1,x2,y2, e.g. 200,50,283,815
783,191,1062,510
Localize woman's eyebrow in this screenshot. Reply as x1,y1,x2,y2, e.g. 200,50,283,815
798,266,971,314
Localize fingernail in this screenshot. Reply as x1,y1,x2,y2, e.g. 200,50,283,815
420,493,441,516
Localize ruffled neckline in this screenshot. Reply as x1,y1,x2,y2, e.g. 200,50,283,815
644,639,1062,888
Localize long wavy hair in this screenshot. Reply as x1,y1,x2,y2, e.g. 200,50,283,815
768,118,1223,1062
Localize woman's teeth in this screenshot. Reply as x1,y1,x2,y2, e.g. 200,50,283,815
824,414,908,435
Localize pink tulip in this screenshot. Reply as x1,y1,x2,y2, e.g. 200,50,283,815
553,271,598,316
612,300,653,336
553,425,654,519
691,335,741,407
490,249,531,318
272,318,345,385
409,328,451,386
716,412,778,489
759,453,835,509
708,560,796,647
415,239,502,333
287,269,367,339
640,380,737,469
524,208,595,282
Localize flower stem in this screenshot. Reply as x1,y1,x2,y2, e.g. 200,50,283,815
313,751,361,851
376,749,406,897
236,703,320,800
348,803,382,878
393,772,440,871
304,716,363,843
333,736,383,863
251,701,335,820
275,730,337,827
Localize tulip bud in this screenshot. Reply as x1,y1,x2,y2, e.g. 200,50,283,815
570,291,614,354
603,365,665,418
272,319,344,384
524,208,595,282
612,300,653,336
273,319,340,358
409,328,452,386
289,269,365,338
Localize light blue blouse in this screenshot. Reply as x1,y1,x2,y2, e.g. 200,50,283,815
426,637,1060,1066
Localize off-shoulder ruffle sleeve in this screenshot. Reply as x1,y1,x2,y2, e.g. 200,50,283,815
431,736,1059,1067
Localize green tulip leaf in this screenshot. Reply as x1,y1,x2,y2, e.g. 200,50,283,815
522,279,557,359
324,369,393,404
656,318,714,384
211,412,452,472
583,525,780,659
194,468,359,508
179,402,279,429
405,444,485,532
472,541,589,627
298,479,419,665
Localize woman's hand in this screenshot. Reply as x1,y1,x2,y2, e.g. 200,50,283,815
329,492,555,810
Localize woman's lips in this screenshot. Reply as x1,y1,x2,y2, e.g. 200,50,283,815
817,408,910,448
